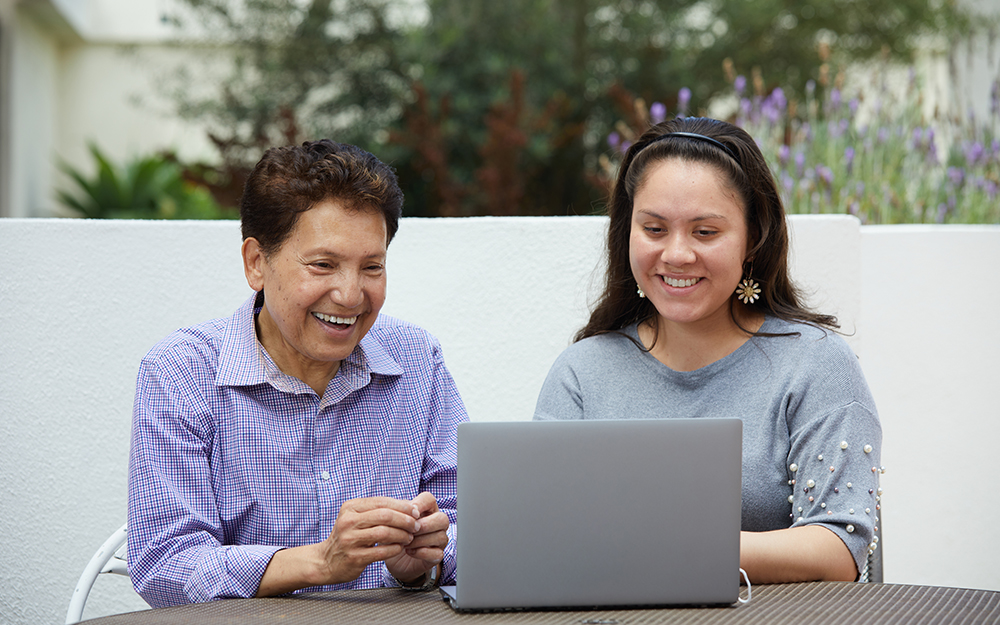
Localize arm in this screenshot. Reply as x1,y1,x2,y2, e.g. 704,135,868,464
741,526,857,583
128,351,280,607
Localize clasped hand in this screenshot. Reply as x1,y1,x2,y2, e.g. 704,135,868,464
322,491,448,585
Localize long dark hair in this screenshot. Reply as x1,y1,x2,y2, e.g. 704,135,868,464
577,117,837,343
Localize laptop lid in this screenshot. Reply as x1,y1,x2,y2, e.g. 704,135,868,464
443,418,742,611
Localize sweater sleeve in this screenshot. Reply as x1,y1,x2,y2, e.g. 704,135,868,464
782,335,883,576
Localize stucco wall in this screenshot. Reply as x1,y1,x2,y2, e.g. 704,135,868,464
1,215,997,624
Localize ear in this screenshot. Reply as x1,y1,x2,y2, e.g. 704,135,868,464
242,238,266,292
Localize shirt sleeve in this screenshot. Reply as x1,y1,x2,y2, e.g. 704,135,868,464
127,347,281,608
382,338,466,587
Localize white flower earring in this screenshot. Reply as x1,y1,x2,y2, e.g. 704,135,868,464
736,264,760,305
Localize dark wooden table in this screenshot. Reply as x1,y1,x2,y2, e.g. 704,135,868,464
81,582,1000,625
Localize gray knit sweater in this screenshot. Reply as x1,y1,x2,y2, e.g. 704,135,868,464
533,316,883,575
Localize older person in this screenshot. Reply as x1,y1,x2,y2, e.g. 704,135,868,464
534,117,882,583
128,140,467,607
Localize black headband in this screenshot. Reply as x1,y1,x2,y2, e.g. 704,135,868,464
638,131,740,165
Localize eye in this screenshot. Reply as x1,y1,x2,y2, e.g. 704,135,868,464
643,226,665,235
695,228,719,237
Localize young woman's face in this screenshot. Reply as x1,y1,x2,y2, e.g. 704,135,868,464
629,158,749,331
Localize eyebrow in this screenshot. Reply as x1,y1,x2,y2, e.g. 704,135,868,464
635,209,730,222
300,248,386,260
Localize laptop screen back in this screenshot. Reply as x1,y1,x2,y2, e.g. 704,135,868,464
452,418,743,610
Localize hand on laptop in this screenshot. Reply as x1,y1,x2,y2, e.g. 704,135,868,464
385,492,448,585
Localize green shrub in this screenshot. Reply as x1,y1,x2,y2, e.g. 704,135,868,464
57,144,235,219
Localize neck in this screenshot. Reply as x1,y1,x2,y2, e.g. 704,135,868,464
639,306,765,372
255,306,340,398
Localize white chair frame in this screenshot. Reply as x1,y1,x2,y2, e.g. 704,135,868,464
66,524,129,624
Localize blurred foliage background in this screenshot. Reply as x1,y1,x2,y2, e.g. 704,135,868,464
106,0,991,222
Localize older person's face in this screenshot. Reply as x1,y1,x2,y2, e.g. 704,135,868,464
242,199,387,385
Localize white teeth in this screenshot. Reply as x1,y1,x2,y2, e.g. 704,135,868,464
312,312,358,325
662,276,700,288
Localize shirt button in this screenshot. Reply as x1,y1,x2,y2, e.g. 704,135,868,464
321,470,330,481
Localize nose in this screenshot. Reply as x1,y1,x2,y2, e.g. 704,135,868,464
661,233,696,267
329,269,365,309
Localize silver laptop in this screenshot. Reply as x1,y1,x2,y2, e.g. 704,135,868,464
440,418,743,611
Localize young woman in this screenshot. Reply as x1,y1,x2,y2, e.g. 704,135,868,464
534,117,881,583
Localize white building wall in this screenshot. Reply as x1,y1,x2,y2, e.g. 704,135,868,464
0,216,998,624
8,5,61,217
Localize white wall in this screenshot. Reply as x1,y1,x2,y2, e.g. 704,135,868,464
861,226,1000,589
1,215,997,624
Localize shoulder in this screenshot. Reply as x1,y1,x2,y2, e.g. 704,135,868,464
366,314,444,361
760,317,857,361
760,317,877,412
550,327,643,375
141,316,229,372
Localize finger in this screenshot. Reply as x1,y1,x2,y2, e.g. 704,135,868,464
338,501,423,533
411,510,449,536
411,492,440,518
404,529,448,551
341,524,416,550
344,497,421,519
404,545,445,563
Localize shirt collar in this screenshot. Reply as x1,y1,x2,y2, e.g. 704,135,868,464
215,291,403,389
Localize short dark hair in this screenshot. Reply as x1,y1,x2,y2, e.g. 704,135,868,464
239,139,403,257
578,116,837,342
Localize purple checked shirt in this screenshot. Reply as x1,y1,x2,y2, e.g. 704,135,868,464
128,293,467,608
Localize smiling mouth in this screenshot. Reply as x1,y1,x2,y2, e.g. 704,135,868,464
312,311,359,326
661,276,702,288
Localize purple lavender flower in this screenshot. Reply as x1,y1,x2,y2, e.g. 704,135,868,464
877,127,889,144
762,100,780,124
771,88,787,110
936,203,948,223
678,87,691,115
778,144,791,167
740,97,752,119
795,151,806,177
911,128,923,150
963,141,985,166
844,146,855,174
816,164,834,186
849,201,859,216
829,88,842,110
734,75,747,95
946,167,965,187
849,98,860,115
925,128,937,163
986,180,998,199
650,102,667,124
782,174,794,195
608,131,621,151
